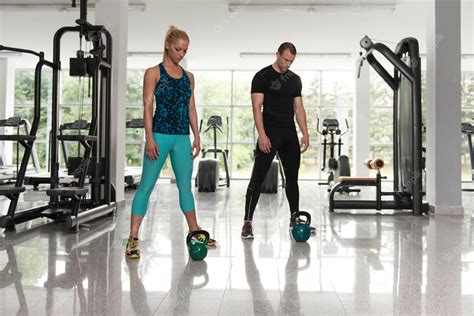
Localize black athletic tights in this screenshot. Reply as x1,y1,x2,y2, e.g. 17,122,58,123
244,127,301,221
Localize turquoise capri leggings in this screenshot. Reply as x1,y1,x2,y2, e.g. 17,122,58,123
131,132,195,217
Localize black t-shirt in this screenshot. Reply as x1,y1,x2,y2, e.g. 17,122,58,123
251,65,302,129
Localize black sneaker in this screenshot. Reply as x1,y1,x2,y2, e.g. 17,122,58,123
289,217,316,234
241,221,254,239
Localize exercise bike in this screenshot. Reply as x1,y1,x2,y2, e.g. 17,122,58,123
317,118,359,194
195,116,230,192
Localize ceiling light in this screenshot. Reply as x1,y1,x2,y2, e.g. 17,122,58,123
240,52,351,59
0,52,22,57
127,51,163,57
228,3,396,13
420,53,474,59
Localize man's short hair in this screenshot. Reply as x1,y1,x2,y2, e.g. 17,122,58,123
278,42,297,55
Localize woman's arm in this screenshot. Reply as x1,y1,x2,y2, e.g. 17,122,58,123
188,71,201,159
143,67,159,161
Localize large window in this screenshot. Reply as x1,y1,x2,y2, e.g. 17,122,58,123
121,69,353,180
14,69,164,175
13,69,51,169
12,67,353,180
302,71,353,180
60,72,93,166
370,69,474,182
12,66,474,182
190,69,353,180
319,71,354,179
13,69,100,170
369,70,394,179
126,70,149,170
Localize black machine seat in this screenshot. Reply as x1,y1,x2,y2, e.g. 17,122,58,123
46,187,89,198
0,117,26,127
126,118,144,129
61,119,90,130
462,122,473,134
321,118,341,134
57,135,97,142
0,135,36,142
337,177,378,185
203,116,225,134
0,187,26,195
207,116,223,127
322,119,339,128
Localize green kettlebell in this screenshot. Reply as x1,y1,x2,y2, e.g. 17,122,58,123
186,230,210,261
290,211,311,242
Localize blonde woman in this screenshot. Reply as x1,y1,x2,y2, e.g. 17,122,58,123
126,26,215,259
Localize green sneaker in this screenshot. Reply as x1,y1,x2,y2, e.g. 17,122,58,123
125,237,141,259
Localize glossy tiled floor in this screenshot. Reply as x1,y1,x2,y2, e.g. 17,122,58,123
1,180,474,315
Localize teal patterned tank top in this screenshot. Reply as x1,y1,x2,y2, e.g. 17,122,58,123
153,63,191,134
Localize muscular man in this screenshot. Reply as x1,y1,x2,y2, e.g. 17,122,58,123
241,42,313,239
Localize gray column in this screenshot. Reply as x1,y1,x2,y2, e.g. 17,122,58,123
353,54,370,177
95,0,128,205
0,58,15,165
426,0,463,214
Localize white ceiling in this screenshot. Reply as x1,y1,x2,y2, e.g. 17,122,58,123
0,0,404,14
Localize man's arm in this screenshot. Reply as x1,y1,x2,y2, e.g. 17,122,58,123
294,96,309,153
252,93,272,153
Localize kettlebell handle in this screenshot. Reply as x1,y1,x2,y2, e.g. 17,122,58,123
298,258,311,271
291,211,311,226
186,229,210,246
192,273,210,289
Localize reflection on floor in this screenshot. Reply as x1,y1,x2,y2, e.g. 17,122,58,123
1,180,474,315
